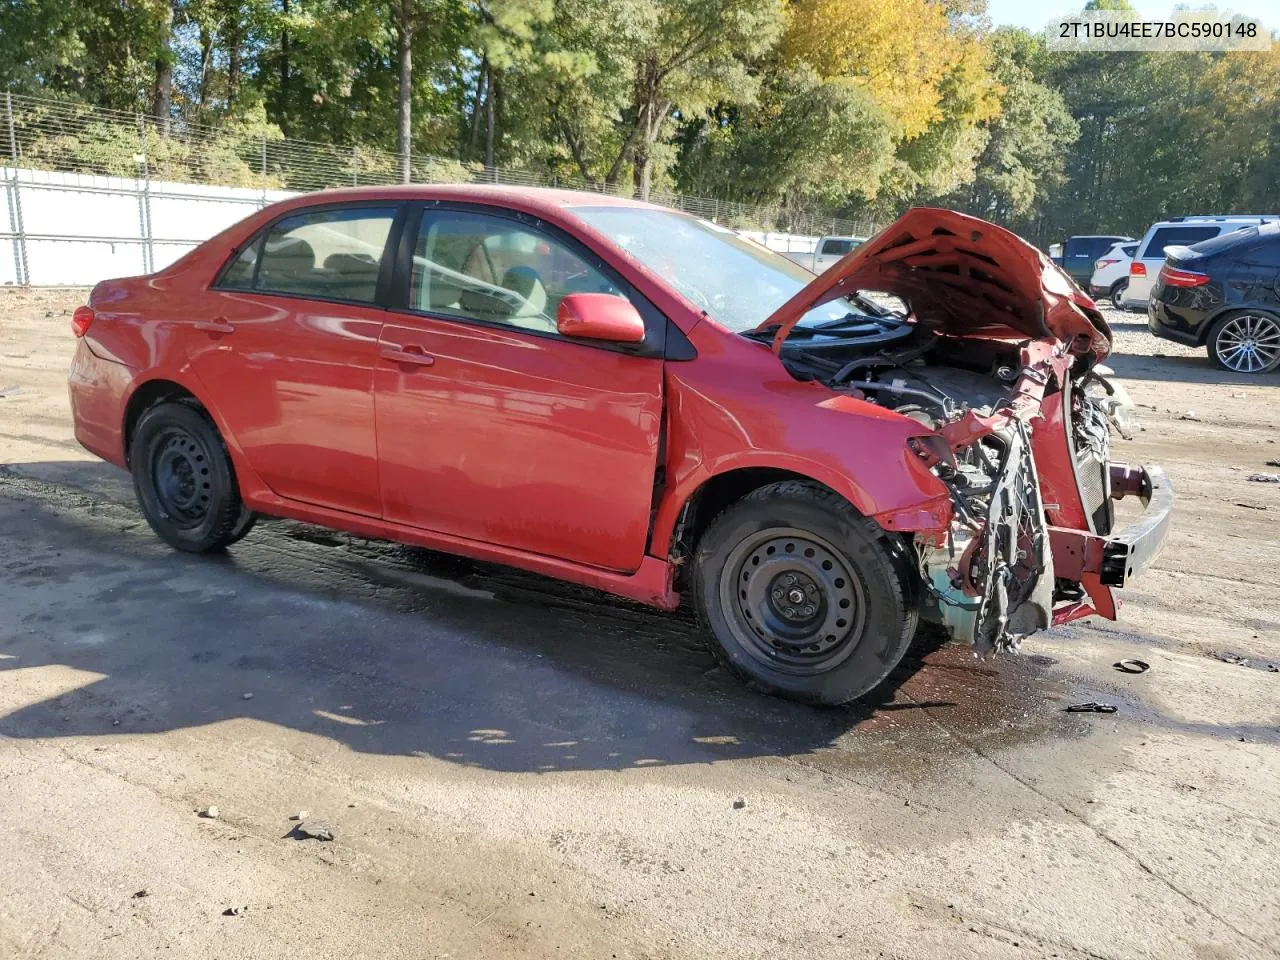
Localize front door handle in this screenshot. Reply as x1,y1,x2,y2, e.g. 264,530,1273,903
380,345,435,366
194,319,234,335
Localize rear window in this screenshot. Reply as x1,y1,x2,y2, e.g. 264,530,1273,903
1184,225,1260,257
1141,226,1224,259
1066,237,1121,259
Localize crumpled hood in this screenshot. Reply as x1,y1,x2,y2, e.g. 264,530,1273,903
756,207,1111,359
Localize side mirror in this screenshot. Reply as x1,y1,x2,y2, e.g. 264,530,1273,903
556,293,646,344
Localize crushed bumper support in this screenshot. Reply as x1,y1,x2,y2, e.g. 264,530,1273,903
1049,463,1173,588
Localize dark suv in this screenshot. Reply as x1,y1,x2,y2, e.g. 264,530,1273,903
1057,234,1133,286
1149,222,1280,373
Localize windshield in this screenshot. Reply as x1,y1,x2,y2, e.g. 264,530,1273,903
572,206,884,333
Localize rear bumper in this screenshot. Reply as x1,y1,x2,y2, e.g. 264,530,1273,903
1050,463,1173,588
68,340,131,468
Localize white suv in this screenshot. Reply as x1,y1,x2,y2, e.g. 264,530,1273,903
1123,216,1276,310
1088,240,1138,305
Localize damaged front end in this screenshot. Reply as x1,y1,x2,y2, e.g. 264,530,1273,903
754,207,1174,655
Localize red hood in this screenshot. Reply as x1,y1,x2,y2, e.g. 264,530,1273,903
756,207,1111,359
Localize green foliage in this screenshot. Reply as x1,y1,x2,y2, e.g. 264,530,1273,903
4,0,1279,241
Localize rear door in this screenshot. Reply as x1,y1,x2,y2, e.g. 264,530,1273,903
373,205,665,572
195,204,401,517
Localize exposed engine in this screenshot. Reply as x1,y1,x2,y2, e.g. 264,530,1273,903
772,306,1110,655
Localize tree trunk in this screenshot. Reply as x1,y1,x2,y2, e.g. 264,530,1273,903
468,59,488,157
397,0,414,183
484,72,498,170
279,0,291,135
225,3,243,110
151,0,176,134
198,28,212,108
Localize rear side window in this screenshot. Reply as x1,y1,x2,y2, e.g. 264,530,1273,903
1141,226,1222,259
820,238,855,256
1184,225,1260,257
1120,243,1138,257
221,206,396,304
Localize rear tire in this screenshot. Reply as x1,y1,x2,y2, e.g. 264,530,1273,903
693,481,918,706
1108,279,1128,307
1207,311,1280,374
129,401,246,553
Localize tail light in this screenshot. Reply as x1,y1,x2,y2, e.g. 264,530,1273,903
1129,261,1147,277
71,306,95,337
1095,258,1119,270
1158,264,1210,287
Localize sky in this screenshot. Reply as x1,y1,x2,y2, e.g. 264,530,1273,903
986,0,1279,30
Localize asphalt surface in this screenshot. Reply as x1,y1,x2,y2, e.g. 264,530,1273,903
1,289,1278,959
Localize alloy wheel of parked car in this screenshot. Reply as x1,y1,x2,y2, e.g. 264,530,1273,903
1108,279,1128,306
1208,311,1280,374
693,481,916,705
129,401,250,552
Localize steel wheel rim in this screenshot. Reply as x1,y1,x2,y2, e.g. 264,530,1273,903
1216,313,1280,373
719,527,867,676
151,427,214,528
1111,280,1127,304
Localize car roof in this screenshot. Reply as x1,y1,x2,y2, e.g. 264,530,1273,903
270,183,666,218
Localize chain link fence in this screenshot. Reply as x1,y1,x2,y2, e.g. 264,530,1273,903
2,92,876,284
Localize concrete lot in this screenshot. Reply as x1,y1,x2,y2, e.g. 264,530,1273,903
1,287,1278,959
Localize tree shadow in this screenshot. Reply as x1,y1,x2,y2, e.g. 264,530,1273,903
0,460,1062,774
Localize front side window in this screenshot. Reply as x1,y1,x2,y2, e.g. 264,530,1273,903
410,210,624,334
820,238,855,257
222,206,396,304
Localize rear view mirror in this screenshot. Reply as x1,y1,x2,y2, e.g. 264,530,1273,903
556,293,646,343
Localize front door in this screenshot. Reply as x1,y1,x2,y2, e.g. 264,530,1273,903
190,204,399,517
374,207,664,572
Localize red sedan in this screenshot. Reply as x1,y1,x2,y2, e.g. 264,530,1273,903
68,186,1172,704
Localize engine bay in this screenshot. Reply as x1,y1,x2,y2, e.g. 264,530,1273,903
754,300,1117,655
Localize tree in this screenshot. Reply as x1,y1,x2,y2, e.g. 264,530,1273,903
943,29,1079,225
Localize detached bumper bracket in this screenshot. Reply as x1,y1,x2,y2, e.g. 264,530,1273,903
1049,463,1173,588
1099,464,1173,586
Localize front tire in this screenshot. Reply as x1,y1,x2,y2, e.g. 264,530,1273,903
1207,311,1280,374
693,482,918,706
129,401,246,553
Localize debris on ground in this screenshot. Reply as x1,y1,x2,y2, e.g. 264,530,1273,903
1066,702,1118,714
732,798,746,810
0,385,20,398
1114,659,1150,674
242,692,254,700
289,820,335,841
198,805,219,819
290,810,310,821
1266,460,1280,468
1234,502,1268,511
1214,651,1249,665
132,889,149,899
1247,473,1280,483
222,906,248,917
1179,411,1200,421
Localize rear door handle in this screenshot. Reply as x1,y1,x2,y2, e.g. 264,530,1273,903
380,345,435,366
194,319,234,335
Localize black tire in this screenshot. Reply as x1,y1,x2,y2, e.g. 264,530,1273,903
129,401,246,553
1206,311,1280,374
693,481,918,706
1108,279,1128,307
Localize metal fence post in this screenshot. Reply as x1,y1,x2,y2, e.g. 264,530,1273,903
136,112,154,274
259,135,268,208
5,93,28,286
351,145,359,187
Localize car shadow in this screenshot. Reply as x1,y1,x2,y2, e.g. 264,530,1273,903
0,460,1061,774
